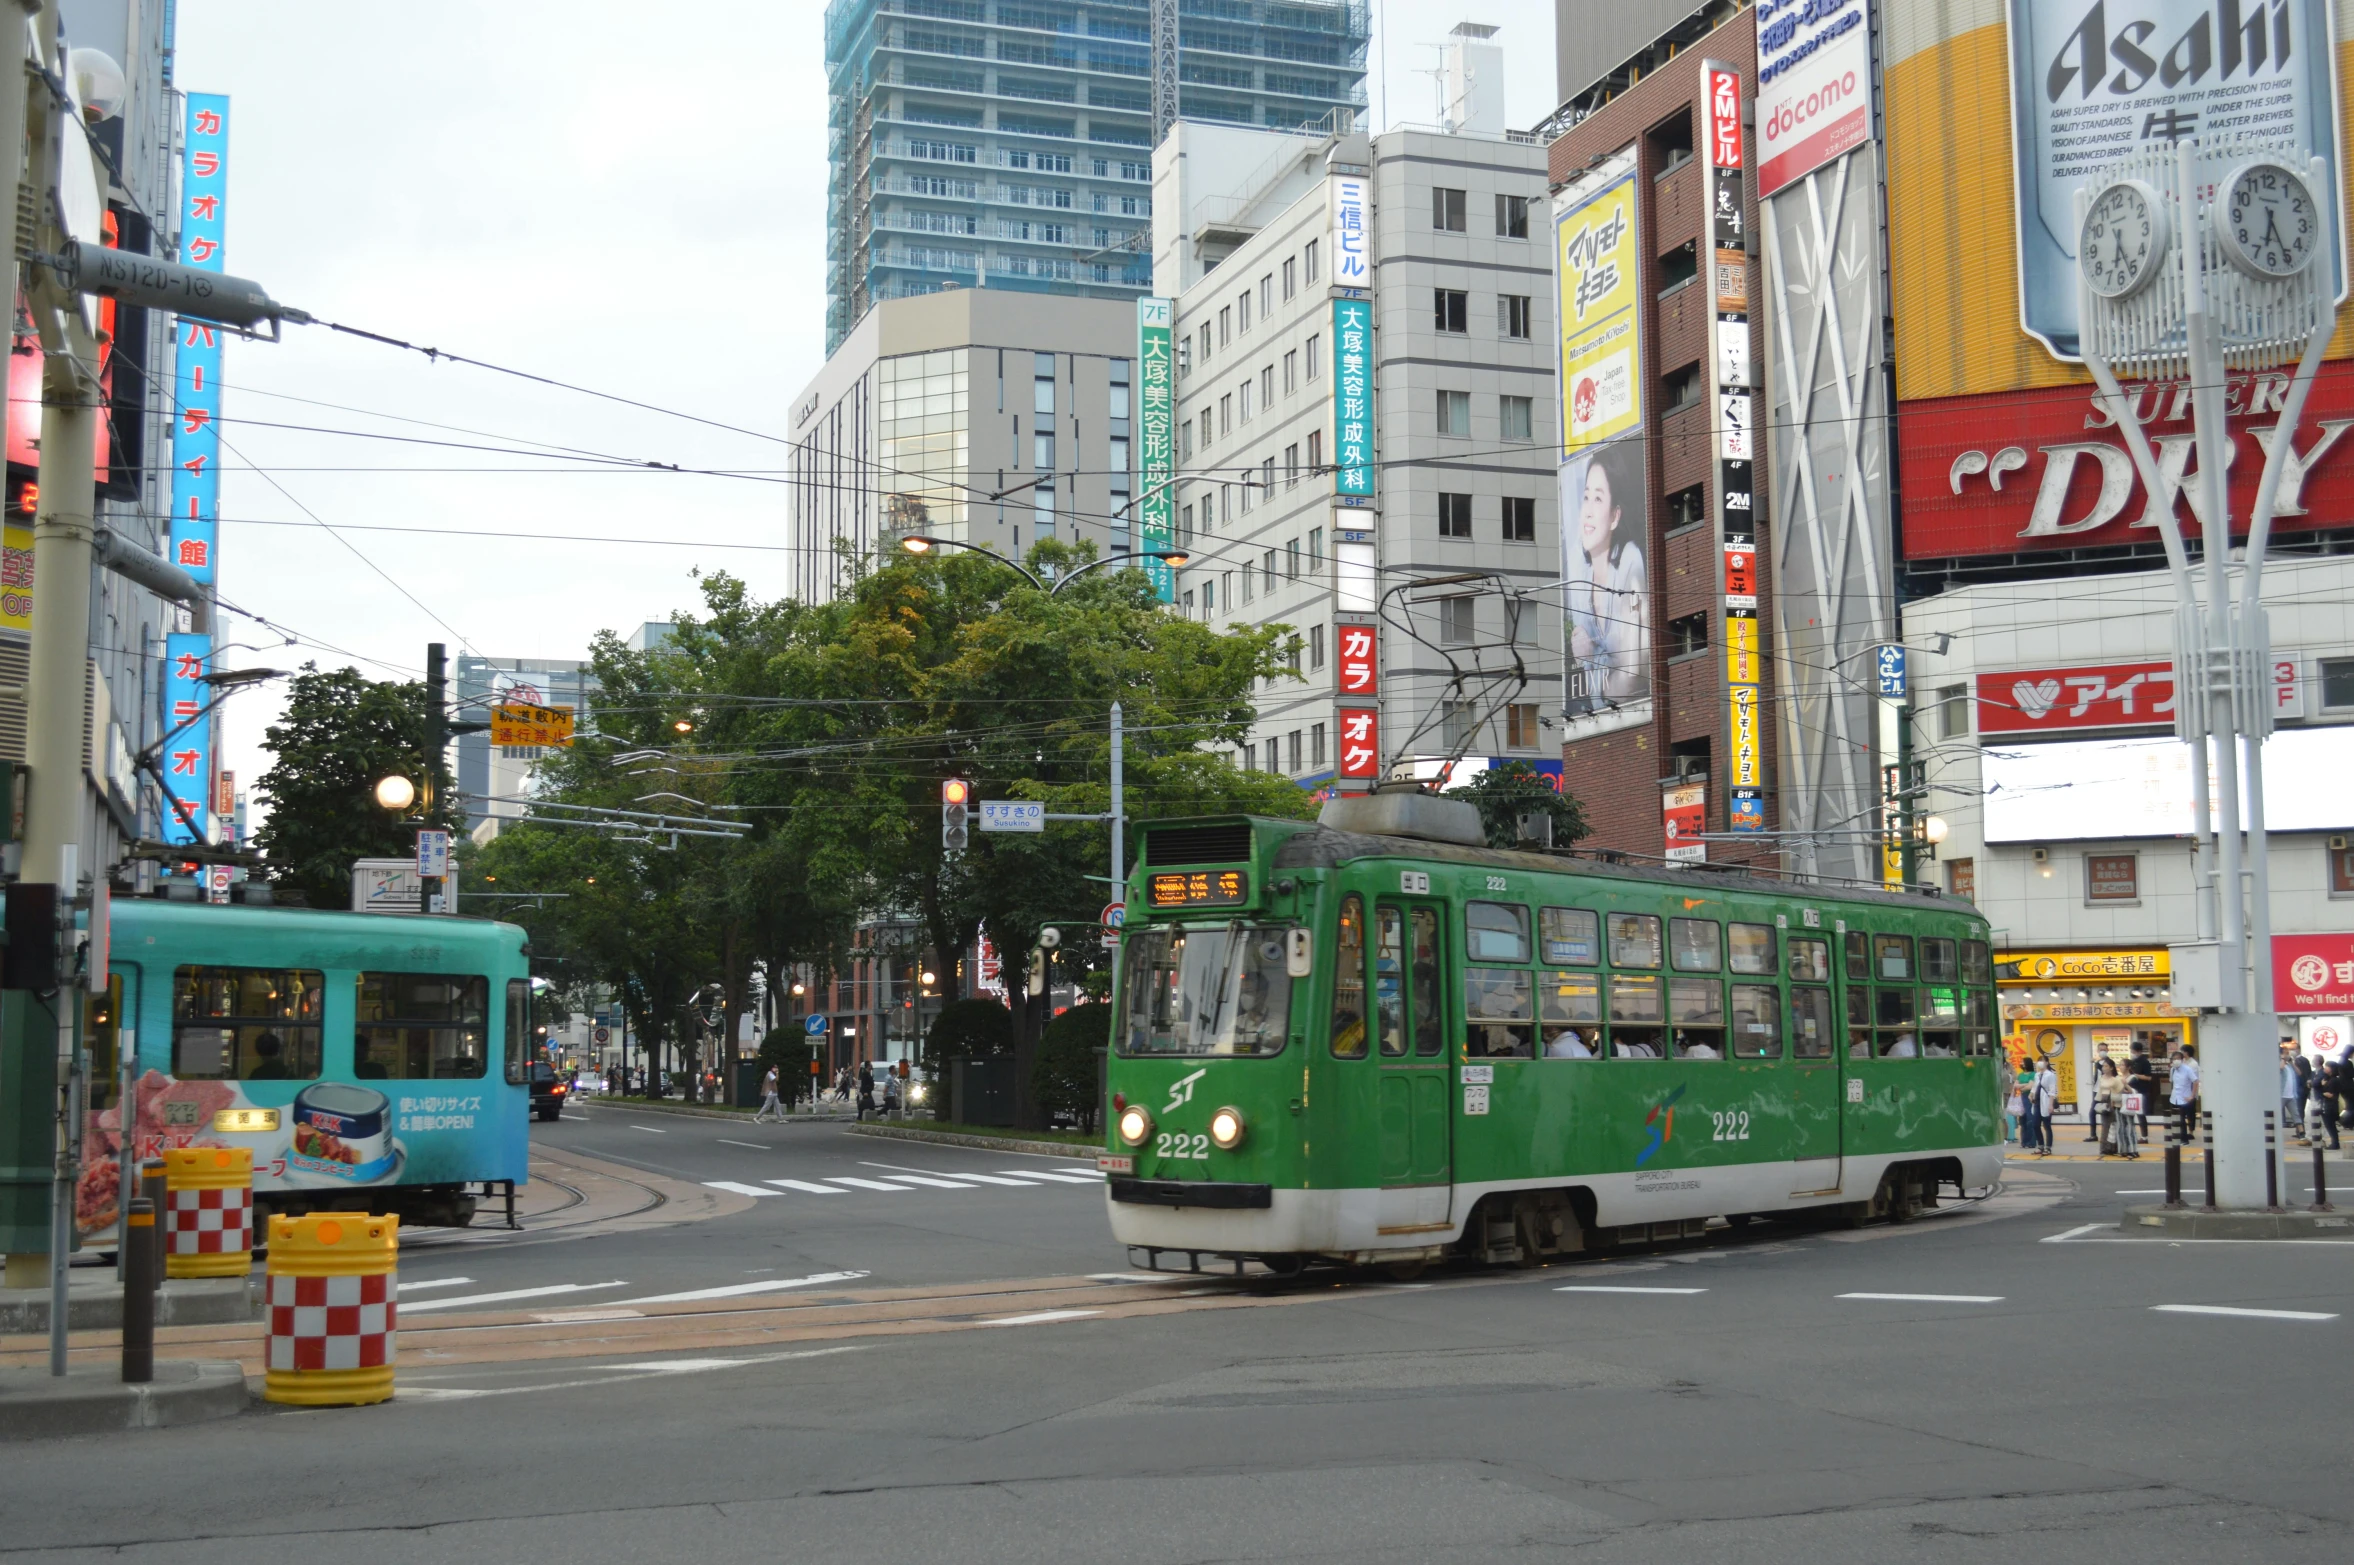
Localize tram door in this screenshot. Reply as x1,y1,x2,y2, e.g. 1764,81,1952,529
1373,901,1452,1230
1785,935,1843,1196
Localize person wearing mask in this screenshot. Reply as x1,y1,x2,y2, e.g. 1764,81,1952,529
2125,1045,2158,1142
2282,1047,2305,1144
2032,1057,2059,1156
2291,1052,2315,1143
2169,1045,2201,1146
2094,1056,2122,1156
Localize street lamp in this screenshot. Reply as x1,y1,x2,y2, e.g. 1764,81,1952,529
1922,816,1950,847
374,774,417,813
898,535,1189,594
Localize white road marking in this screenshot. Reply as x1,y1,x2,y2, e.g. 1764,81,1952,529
398,1346,866,1401
1007,1170,1102,1184
2153,1303,2340,1321
532,1308,644,1323
614,1270,869,1306
765,1179,848,1195
395,1277,476,1294
630,1125,668,1134
716,1139,769,1150
873,1173,978,1189
1839,1292,2005,1303
1556,1285,1708,1295
401,1281,630,1314
826,1177,914,1192
703,1181,781,1197
2041,1223,2109,1243
1053,1166,1108,1179
860,1160,1038,1187
980,1308,1102,1326
925,1171,1042,1186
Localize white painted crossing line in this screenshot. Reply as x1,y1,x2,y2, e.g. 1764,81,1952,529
1010,1169,1103,1184
396,1276,476,1293
981,1308,1102,1327
878,1173,980,1190
716,1139,769,1150
1557,1285,1708,1295
401,1281,630,1314
1839,1292,2004,1303
929,1171,1042,1186
1053,1166,1108,1179
2153,1303,2340,1321
704,1181,781,1198
765,1179,847,1195
827,1177,915,1192
614,1270,869,1306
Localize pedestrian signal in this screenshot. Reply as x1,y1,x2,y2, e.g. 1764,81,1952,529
941,777,970,851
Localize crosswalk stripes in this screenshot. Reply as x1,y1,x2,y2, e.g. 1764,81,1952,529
700,1165,1109,1200
766,1179,847,1195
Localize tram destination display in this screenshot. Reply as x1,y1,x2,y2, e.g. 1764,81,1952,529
1147,870,1249,909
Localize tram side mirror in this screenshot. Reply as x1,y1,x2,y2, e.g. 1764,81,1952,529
1285,927,1313,978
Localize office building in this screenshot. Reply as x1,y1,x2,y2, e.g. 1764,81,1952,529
455,656,598,843
822,0,1371,353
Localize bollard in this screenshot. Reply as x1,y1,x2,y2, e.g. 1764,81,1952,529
2315,1140,2334,1213
2266,1111,2281,1211
2202,1111,2217,1211
2164,1130,2183,1208
119,1198,156,1384
139,1159,167,1285
162,1147,254,1278
263,1212,399,1407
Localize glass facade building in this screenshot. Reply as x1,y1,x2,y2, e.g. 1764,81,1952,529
823,0,1371,352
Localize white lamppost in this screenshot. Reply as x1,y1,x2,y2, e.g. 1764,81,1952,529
2072,134,2335,1208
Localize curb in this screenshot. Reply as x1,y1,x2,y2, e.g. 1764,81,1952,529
0,1359,248,1440
2122,1203,2354,1239
847,1124,1103,1161
0,1276,258,1335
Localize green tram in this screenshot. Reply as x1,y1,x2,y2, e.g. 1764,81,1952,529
1102,802,2005,1272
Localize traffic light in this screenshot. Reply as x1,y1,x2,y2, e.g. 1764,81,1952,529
941,778,970,851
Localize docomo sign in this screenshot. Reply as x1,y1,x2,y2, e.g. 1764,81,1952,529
1901,367,2354,561
1754,0,1871,197
2277,933,2354,1014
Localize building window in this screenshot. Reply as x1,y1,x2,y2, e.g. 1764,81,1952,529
1261,549,1277,593
1438,492,1472,538
1502,495,1535,542
1207,576,1220,613
1506,703,1540,749
1219,305,1231,346
1496,192,1529,238
1262,455,1276,494
1437,389,1470,436
1507,598,1540,644
1659,238,1699,294
1500,395,1533,443
1310,623,1325,669
1283,256,1297,299
1239,474,1253,514
1283,350,1297,394
1237,565,1251,605
1311,721,1327,768
1034,433,1055,469
1200,323,1213,364
1306,333,1322,379
1179,501,1195,543
1180,421,1194,461
1307,429,1322,471
1260,365,1273,407
1220,483,1232,523
1200,408,1214,449
1305,238,1320,282
1308,527,1322,564
1440,596,1475,646
1219,394,1232,436
1183,589,1196,617
1663,364,1703,411
1260,274,1273,318
1286,538,1301,579
1668,612,1709,659
1440,699,1476,750
1035,352,1055,416
1948,858,1976,903
1287,729,1302,773
1237,288,1252,332
2321,657,2354,709
1434,288,1468,333
1239,380,1254,423
2086,853,2140,904
1433,187,1467,232
1285,442,1300,486
1666,484,1708,532
1936,684,1970,739
1498,294,1531,338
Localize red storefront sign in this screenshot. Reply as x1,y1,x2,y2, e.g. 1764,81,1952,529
1706,68,1742,168
1974,659,2175,736
2275,932,2354,1014
1337,707,1380,780
1899,363,2354,562
1337,621,1377,697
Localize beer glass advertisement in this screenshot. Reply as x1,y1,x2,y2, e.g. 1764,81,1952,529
1560,434,1652,717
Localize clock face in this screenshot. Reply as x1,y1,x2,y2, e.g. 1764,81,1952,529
2217,160,2322,279
2080,180,2168,299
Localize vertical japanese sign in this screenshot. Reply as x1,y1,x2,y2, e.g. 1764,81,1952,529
168,93,229,587
1336,620,1377,699
1663,780,1707,863
1554,173,1642,456
1135,297,1175,602
161,631,210,843
1337,707,1380,781
1700,63,1761,831
1331,298,1373,497
1329,175,1370,288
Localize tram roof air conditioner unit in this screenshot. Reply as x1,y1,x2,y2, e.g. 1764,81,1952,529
1319,788,1485,847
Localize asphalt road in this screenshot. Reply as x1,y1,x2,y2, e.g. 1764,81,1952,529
12,1145,2354,1562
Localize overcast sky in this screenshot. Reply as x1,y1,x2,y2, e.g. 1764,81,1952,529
173,0,1557,816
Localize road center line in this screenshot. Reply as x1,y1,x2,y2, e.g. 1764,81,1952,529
980,1308,1102,1326
1838,1292,2004,1303
629,1125,668,1134
716,1139,769,1150
614,1271,870,1306
1556,1285,1708,1295
401,1281,630,1314
396,1277,476,1293
2040,1223,2109,1243
2153,1303,2341,1321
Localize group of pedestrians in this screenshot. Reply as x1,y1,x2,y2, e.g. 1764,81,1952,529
2283,1046,2354,1150
749,1061,902,1122
2009,1042,2202,1159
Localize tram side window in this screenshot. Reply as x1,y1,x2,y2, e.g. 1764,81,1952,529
354,974,489,1080
1466,901,1531,962
1540,907,1599,965
1963,988,1996,1056
1332,895,1369,1058
504,979,531,1085
1843,930,1871,982
1375,906,1407,1057
172,966,325,1082
1788,936,1830,982
1961,939,1992,985
1669,977,1724,1058
1731,983,1783,1058
1729,922,1775,975
1876,982,1918,1057
1670,918,1720,971
1540,970,1601,1057
1874,934,1914,981
1465,967,1533,1057
1608,972,1665,1058
1790,986,1834,1059
1409,907,1445,1057
1920,980,1962,1057
1608,913,1662,968
1846,986,1872,1059
1920,937,1958,983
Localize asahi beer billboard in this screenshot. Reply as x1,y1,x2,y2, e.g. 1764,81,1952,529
2007,0,2347,359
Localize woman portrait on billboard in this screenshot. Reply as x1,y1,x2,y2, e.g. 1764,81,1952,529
1562,436,1649,712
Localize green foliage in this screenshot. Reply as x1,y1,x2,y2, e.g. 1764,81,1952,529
1033,1001,1111,1131
927,997,1015,1060
1448,760,1591,851
253,664,458,908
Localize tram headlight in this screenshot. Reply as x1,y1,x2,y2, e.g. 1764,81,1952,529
1208,1105,1246,1151
1117,1104,1154,1148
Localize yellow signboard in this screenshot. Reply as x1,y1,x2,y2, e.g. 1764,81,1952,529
1994,950,2168,983
1723,615,1759,685
1,521,30,633
2002,1002,2178,1022
1728,682,1760,787
1556,173,1643,455
490,703,574,748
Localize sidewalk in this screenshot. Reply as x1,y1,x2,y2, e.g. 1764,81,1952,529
2005,1137,2354,1166
587,1097,854,1126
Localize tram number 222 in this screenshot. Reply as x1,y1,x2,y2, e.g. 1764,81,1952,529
1710,1110,1752,1142
1156,1131,1211,1160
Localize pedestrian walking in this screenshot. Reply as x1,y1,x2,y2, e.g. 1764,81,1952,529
2004,1076,2023,1144
2094,1056,2122,1155
2282,1047,2304,1143
2126,1045,2157,1141
2014,1058,2040,1157
857,1061,876,1122
2032,1057,2059,1155
2291,1052,2315,1142
2169,1045,2200,1146
754,1065,785,1123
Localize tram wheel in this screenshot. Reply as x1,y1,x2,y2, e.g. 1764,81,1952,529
1260,1253,1306,1279
1382,1258,1427,1282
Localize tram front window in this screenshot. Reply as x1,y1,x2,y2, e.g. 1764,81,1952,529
1121,924,1292,1057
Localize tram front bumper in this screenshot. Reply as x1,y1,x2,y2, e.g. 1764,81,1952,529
1108,1176,1273,1210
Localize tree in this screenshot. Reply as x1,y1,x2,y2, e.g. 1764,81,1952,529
255,664,458,908
927,997,1015,1061
1449,760,1590,851
1033,1001,1112,1132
